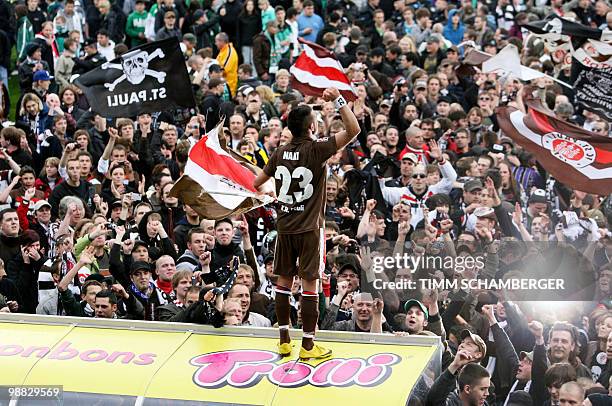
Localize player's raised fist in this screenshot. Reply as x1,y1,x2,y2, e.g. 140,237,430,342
323,88,340,102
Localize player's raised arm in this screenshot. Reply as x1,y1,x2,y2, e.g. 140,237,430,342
322,88,360,150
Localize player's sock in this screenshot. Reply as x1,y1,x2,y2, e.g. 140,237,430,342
275,285,292,344
301,291,319,351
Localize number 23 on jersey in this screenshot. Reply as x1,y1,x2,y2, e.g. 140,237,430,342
274,166,314,204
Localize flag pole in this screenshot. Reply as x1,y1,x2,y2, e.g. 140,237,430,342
202,190,275,203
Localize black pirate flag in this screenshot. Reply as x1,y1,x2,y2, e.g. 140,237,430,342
75,38,195,117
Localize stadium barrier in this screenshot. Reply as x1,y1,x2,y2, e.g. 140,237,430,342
0,314,442,405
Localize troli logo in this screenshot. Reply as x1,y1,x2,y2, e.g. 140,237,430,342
190,350,400,389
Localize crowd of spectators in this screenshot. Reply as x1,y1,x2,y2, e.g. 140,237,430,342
0,0,611,403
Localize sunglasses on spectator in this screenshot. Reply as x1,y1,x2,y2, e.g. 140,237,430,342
412,173,426,179
479,96,490,101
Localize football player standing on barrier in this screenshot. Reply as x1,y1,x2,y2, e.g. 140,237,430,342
254,87,360,360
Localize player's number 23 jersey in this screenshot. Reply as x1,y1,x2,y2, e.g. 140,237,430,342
263,135,338,234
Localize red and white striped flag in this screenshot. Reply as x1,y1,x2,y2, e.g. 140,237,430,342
169,121,274,219
290,38,357,101
497,104,612,195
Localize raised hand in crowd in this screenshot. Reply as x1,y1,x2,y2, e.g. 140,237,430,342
528,320,545,345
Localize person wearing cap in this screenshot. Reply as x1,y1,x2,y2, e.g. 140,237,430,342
421,35,445,74
456,178,484,229
17,197,52,254
72,37,106,75
17,43,49,92
427,359,491,406
31,68,53,100
483,39,498,55
122,260,168,319
504,350,534,405
156,10,182,41
386,152,418,188
192,9,220,50
368,47,395,77
526,189,548,228
436,95,452,118
180,31,197,59
403,299,430,334
215,32,239,96
125,0,148,47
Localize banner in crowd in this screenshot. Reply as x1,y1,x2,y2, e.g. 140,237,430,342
572,39,612,69
525,14,612,69
497,104,612,195
74,38,195,117
169,121,273,220
526,14,612,42
482,44,570,87
573,65,612,121
0,318,441,405
290,38,357,101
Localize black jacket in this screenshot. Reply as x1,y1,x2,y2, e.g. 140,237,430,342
210,241,245,272
167,289,224,327
136,211,178,260
48,180,93,218
219,0,242,44
6,253,45,314
426,368,491,406
0,233,21,265
72,52,106,75
201,92,222,132
101,6,127,43
237,12,261,48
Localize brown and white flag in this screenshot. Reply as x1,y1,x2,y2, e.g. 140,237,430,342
169,121,274,220
290,38,357,101
497,104,612,195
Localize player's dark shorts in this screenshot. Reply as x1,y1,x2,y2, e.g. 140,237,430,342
273,228,324,281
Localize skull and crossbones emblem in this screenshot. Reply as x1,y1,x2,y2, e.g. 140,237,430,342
101,48,167,91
